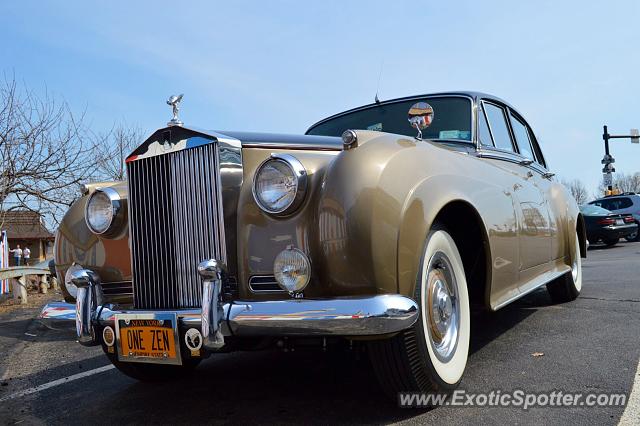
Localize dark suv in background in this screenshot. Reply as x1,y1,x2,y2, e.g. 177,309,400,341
590,193,640,241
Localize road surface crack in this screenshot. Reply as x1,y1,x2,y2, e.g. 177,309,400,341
579,296,640,303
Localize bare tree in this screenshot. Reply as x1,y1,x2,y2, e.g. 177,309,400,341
596,172,640,197
0,75,96,227
561,178,590,205
614,172,640,193
92,123,144,181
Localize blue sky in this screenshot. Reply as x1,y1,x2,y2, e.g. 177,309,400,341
3,1,640,197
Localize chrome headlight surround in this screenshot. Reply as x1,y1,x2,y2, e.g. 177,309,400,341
84,187,126,237
252,154,308,216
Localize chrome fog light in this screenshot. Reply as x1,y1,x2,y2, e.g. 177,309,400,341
273,247,311,295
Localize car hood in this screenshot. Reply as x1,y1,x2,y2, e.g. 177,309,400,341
219,130,342,151
127,126,343,163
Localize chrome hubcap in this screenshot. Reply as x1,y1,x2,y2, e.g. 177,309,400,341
425,252,459,362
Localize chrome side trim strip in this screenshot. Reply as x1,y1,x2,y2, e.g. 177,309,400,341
248,275,285,293
492,264,571,311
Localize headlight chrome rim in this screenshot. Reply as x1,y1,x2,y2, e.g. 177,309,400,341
84,187,126,237
252,154,308,215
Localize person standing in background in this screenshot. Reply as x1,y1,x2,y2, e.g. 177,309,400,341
10,245,22,266
23,247,31,266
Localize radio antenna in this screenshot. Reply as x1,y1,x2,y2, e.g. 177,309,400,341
375,60,384,104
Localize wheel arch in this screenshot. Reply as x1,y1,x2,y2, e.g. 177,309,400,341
398,192,492,310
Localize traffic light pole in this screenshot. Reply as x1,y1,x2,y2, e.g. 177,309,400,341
601,125,639,192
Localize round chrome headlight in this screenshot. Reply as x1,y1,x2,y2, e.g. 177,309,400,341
253,154,307,215
85,187,125,237
273,247,311,294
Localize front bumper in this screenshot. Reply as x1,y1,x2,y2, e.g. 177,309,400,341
42,267,419,349
98,295,417,336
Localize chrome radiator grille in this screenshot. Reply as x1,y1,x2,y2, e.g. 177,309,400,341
127,143,226,309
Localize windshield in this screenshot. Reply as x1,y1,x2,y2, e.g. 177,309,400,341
307,96,472,142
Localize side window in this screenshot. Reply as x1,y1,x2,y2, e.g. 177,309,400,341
618,198,633,209
600,199,614,210
509,113,535,161
483,103,514,152
478,107,494,147
527,129,547,168
594,198,632,211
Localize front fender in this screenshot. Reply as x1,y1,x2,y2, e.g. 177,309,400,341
317,132,506,300
54,181,131,295
396,175,493,298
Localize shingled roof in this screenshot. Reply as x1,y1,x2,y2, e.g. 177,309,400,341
1,211,55,240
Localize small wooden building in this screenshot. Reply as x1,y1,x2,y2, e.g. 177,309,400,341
1,211,55,266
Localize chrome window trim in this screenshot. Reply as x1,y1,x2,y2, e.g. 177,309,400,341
84,187,127,238
508,109,548,169
252,153,308,216
475,149,549,175
476,101,494,148
475,99,550,174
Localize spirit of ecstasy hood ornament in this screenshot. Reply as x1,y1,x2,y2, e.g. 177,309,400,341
167,94,184,127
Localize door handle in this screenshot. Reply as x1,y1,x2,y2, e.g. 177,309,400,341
526,171,534,178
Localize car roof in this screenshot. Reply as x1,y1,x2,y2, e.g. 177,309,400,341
592,193,639,202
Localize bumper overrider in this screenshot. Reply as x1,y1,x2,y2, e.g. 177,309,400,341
58,259,419,351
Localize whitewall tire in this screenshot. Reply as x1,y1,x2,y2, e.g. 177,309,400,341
368,226,470,395
547,232,582,303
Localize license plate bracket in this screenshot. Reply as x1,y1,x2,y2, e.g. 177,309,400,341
115,313,182,365
616,219,624,225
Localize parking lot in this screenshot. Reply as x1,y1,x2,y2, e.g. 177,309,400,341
0,242,638,425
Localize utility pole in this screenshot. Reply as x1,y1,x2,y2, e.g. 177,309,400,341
601,125,639,194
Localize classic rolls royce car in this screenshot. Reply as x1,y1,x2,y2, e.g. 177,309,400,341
49,91,586,396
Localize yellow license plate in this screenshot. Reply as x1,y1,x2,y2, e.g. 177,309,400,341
116,314,182,365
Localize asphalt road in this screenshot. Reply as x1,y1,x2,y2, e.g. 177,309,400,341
0,242,639,425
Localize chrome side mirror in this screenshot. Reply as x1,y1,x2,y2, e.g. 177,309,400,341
408,102,434,140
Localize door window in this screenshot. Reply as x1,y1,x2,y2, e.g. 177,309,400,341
483,103,514,152
510,113,536,161
478,107,494,147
